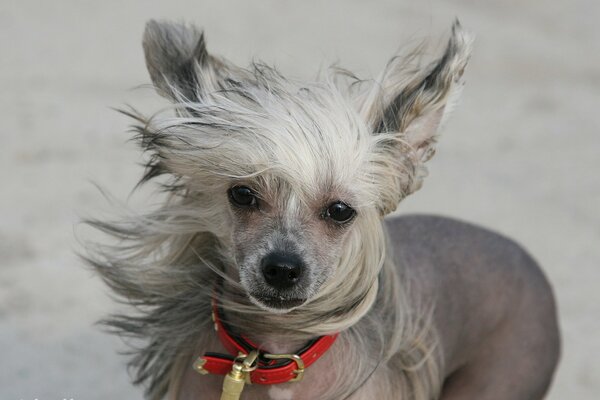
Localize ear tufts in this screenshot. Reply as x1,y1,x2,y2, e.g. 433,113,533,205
142,20,210,100
376,19,473,135
369,21,474,212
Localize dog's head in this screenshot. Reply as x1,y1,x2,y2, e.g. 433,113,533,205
138,20,472,313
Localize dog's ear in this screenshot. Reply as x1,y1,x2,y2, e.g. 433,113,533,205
369,21,473,212
142,20,225,101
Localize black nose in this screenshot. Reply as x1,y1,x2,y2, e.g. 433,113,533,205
261,252,304,290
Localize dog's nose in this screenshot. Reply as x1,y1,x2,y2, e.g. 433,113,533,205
261,252,304,290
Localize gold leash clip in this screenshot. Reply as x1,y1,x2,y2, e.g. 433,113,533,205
220,350,259,400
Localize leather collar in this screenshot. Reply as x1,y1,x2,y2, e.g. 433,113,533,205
193,300,338,385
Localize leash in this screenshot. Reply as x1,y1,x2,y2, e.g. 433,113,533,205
193,299,338,399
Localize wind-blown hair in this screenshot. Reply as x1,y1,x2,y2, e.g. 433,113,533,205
83,19,472,400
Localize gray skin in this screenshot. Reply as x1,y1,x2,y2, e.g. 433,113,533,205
386,214,560,399
179,214,560,399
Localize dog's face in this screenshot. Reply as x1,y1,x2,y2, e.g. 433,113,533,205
226,180,358,311
211,95,379,311
139,21,471,312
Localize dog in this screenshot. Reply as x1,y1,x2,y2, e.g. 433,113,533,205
84,19,560,400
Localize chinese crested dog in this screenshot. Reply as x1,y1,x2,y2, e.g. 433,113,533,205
85,20,560,400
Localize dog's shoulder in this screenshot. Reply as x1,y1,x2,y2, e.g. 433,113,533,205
384,214,560,378
384,213,555,310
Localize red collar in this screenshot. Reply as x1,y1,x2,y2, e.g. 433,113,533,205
193,300,339,385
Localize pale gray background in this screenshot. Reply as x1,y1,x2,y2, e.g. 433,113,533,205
1,0,598,399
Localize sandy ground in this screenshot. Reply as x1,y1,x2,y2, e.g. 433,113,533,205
1,0,598,399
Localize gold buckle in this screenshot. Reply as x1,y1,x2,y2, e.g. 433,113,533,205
263,353,305,382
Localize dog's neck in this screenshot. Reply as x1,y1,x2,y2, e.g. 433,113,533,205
216,282,340,354
217,309,310,355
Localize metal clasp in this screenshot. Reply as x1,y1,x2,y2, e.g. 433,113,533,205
219,351,259,400
236,350,259,384
263,353,305,382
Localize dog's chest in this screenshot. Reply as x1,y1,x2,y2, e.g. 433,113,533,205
178,356,336,399
176,344,384,400
178,368,382,400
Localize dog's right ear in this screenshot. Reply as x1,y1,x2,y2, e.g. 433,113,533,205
143,20,224,101
363,21,473,214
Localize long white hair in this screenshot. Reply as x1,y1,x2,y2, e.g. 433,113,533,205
83,19,472,400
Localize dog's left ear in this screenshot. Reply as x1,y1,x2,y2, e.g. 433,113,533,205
367,21,473,213
142,20,228,101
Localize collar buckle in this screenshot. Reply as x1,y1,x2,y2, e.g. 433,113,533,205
263,353,305,382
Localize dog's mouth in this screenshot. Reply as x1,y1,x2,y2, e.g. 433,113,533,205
249,293,307,312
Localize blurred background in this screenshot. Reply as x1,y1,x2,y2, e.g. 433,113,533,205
1,0,598,398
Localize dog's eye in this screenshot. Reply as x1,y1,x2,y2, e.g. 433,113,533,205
325,201,356,223
229,186,257,207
